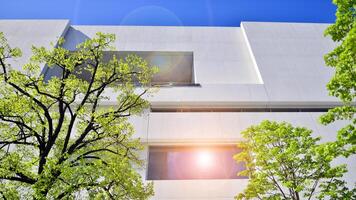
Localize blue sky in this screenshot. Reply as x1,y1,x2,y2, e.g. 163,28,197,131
0,0,336,26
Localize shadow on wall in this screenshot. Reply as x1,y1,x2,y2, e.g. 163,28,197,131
41,28,90,81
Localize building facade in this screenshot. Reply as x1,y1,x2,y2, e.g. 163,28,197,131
0,20,355,200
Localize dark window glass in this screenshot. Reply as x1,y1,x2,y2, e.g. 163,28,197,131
43,51,194,86
147,145,247,180
109,51,194,86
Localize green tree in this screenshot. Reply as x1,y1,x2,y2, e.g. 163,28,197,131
321,0,356,155
234,120,355,200
0,32,156,199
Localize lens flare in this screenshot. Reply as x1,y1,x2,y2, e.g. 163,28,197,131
196,150,214,168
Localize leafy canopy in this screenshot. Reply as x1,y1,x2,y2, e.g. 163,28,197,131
321,0,356,155
234,120,354,200
0,32,156,199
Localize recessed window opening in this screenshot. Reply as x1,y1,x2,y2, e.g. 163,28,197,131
147,145,246,180
106,51,195,86
43,51,195,86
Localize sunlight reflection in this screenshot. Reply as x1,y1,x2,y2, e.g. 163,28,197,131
196,150,214,168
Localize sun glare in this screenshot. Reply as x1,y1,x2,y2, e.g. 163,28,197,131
196,150,214,168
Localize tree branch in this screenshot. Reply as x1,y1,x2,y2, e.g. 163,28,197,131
0,175,36,184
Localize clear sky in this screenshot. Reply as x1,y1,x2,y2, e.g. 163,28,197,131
0,0,336,27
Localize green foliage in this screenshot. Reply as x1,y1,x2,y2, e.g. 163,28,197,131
322,0,356,155
234,120,354,200
0,32,155,199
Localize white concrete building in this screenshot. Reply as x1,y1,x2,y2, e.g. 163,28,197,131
0,20,354,200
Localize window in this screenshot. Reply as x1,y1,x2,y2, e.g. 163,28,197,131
147,145,247,180
109,51,195,86
43,51,195,86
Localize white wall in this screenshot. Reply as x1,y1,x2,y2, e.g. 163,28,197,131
63,25,261,85
64,22,353,199
241,22,338,103
61,22,344,108
1,20,354,200
0,20,69,72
